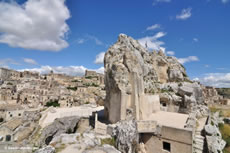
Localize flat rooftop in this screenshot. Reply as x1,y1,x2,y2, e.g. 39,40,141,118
39,105,104,128
147,111,189,129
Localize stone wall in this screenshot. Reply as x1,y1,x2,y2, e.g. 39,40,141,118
141,126,193,153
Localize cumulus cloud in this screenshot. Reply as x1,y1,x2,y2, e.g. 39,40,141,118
195,73,230,88
146,24,161,31
19,65,104,76
178,56,199,64
138,32,166,50
166,51,175,56
0,0,70,51
94,52,105,64
23,58,37,65
176,8,192,20
153,0,171,5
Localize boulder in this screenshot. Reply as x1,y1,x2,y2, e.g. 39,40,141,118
113,119,139,153
168,68,184,82
178,86,193,97
205,124,218,136
39,116,81,146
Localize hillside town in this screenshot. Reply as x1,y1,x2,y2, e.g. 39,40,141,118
0,34,230,153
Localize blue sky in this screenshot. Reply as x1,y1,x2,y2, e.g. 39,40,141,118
0,0,230,87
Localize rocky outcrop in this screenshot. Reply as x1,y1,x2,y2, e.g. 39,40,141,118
109,119,139,153
104,34,187,94
39,116,81,146
205,112,226,153
104,34,188,123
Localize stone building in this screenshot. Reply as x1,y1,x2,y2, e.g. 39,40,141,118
0,68,11,80
0,118,23,142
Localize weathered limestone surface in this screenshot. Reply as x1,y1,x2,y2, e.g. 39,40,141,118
111,119,139,153
205,112,226,153
39,116,81,146
104,34,187,123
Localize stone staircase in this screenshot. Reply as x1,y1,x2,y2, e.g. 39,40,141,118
193,130,205,153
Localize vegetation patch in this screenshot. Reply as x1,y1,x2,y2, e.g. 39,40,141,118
219,123,230,152
45,100,60,107
84,83,99,87
72,80,81,82
160,89,169,93
101,137,116,147
67,86,78,91
56,144,66,153
216,88,230,99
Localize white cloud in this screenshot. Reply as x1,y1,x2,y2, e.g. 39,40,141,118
205,65,210,68
178,56,199,64
76,39,85,44
0,58,19,67
153,0,171,5
19,65,104,76
94,52,105,64
176,8,192,20
195,73,230,88
193,38,199,42
166,51,175,56
138,32,166,50
86,35,103,45
146,24,161,31
0,0,70,51
23,58,37,65
222,0,229,4
76,35,103,46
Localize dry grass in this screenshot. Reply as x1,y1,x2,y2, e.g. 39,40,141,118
56,144,66,153
209,106,230,117
101,137,116,147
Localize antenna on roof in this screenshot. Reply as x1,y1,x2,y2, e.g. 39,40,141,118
145,41,148,49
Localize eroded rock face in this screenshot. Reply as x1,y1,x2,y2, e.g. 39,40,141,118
39,116,81,146
112,119,139,153
104,34,187,123
205,112,226,153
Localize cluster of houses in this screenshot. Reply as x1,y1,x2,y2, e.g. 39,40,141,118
0,68,105,144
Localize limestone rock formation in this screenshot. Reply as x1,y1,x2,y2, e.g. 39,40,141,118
104,34,188,123
205,112,226,153
112,119,139,153
39,116,81,146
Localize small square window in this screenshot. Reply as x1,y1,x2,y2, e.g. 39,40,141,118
163,141,171,152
